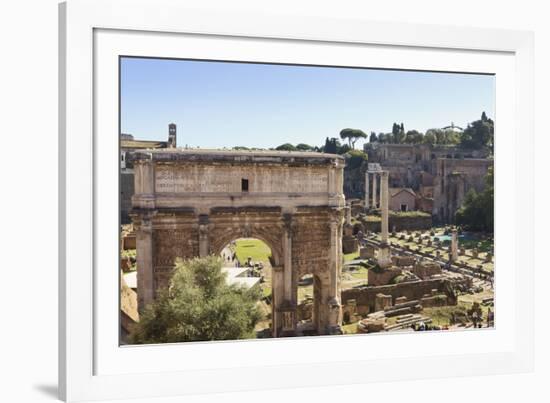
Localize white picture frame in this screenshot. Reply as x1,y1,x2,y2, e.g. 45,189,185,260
59,0,534,401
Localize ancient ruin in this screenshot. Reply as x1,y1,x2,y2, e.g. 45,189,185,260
130,149,346,336
358,143,493,222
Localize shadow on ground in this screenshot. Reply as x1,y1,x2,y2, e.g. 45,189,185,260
33,384,58,400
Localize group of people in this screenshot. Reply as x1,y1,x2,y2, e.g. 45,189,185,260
222,251,239,266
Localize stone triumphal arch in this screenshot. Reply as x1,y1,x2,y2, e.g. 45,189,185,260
131,149,345,336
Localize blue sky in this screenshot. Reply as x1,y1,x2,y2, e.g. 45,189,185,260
120,57,495,149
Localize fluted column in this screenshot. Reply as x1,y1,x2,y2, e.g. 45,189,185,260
136,218,154,311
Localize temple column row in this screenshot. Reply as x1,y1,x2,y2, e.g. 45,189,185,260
364,172,380,209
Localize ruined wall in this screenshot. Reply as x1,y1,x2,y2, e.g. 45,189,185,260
291,208,340,334
120,171,134,224
362,214,432,232
151,215,200,291
341,279,447,315
432,158,492,222
362,143,491,199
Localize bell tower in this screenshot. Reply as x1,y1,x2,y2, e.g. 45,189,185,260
168,123,177,148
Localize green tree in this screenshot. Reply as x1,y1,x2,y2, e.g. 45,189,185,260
323,137,339,154
405,130,424,144
295,143,314,151
369,131,378,142
130,256,263,344
455,166,494,232
339,128,367,149
376,133,385,144
390,122,406,143
345,149,368,169
423,131,436,145
275,143,297,151
460,112,494,150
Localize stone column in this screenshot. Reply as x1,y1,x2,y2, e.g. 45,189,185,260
271,265,285,337
136,218,154,311
133,160,156,210
364,172,370,209
282,214,293,301
198,214,210,257
377,171,392,268
345,205,352,226
372,173,378,208
328,165,335,195
327,212,343,334
450,228,458,262
329,217,339,298
380,171,389,244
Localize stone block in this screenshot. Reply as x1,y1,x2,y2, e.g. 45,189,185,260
392,255,416,267
122,234,136,250
369,267,403,287
412,261,442,279
395,296,407,305
357,317,386,333
342,237,358,254
374,293,393,312
360,245,376,259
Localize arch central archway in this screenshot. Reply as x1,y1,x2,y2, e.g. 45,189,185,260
218,237,275,337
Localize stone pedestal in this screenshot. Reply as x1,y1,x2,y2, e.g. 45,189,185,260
377,244,393,268
277,301,297,337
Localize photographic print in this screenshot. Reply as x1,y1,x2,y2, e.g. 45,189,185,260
119,57,495,344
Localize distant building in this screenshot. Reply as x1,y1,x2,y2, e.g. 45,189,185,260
441,122,464,132
120,123,177,223
362,142,492,222
432,158,492,222
389,188,416,212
